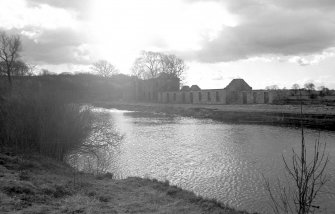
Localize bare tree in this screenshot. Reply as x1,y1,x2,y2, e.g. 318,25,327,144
291,83,300,90
291,84,301,95
318,86,325,91
131,57,146,79
26,63,38,76
160,54,187,80
0,60,34,77
265,104,329,214
12,60,30,76
304,82,315,92
0,31,22,84
131,51,162,79
131,51,187,80
90,60,118,78
318,86,330,97
265,85,279,90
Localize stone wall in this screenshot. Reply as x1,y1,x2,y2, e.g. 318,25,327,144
159,89,279,105
159,89,227,104
244,90,276,104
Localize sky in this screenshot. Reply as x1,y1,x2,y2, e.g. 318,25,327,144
0,0,335,89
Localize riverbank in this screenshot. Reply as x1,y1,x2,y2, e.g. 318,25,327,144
94,102,335,131
0,152,251,214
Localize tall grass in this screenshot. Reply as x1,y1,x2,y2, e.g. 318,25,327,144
0,81,93,161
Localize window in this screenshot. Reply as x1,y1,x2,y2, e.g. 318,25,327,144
190,92,193,103
216,91,220,102
264,92,269,104
207,92,211,101
182,93,185,103
166,93,170,102
173,93,176,101
253,92,257,103
198,92,202,101
242,92,247,104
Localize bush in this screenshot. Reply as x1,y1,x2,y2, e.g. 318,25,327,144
0,83,93,161
264,105,329,214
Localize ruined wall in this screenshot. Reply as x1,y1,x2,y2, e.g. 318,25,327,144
153,79,293,105
159,89,226,104
127,77,335,105
242,90,279,104
196,90,226,104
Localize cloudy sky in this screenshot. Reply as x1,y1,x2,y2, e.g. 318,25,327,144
1,0,335,89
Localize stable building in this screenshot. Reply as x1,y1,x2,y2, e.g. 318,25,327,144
132,76,335,105
157,78,276,105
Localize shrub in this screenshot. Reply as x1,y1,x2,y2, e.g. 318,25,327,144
0,82,93,161
264,105,329,214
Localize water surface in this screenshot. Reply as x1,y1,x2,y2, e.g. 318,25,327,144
86,108,335,213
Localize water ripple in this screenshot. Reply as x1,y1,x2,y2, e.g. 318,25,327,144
86,108,335,214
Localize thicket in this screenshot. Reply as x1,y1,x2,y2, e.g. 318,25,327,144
0,79,93,161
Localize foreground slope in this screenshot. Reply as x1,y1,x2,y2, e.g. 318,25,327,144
0,153,251,214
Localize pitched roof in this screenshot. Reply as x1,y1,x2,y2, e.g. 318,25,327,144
190,85,201,91
224,79,252,91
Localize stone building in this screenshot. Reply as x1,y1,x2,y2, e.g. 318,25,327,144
132,76,335,105
158,78,277,104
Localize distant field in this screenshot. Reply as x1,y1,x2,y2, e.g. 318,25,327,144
114,102,335,115
95,102,335,131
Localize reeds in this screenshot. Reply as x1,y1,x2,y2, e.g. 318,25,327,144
0,82,93,161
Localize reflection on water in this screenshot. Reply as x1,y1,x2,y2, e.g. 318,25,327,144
68,108,123,174
86,108,335,213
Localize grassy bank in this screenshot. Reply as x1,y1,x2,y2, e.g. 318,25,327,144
94,102,335,131
0,152,251,214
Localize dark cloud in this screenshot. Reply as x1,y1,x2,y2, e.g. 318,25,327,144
184,0,335,63
187,0,335,11
271,0,335,10
27,0,89,10
0,0,93,65
20,28,92,65
1,0,93,66
26,0,92,20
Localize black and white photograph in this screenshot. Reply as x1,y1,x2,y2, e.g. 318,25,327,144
0,0,335,213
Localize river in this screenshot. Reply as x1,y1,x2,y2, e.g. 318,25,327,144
82,107,335,214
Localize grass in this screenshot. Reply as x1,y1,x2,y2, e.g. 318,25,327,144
0,152,253,214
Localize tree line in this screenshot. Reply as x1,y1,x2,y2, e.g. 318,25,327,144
131,51,187,80
90,51,187,80
266,82,331,94
0,31,187,84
